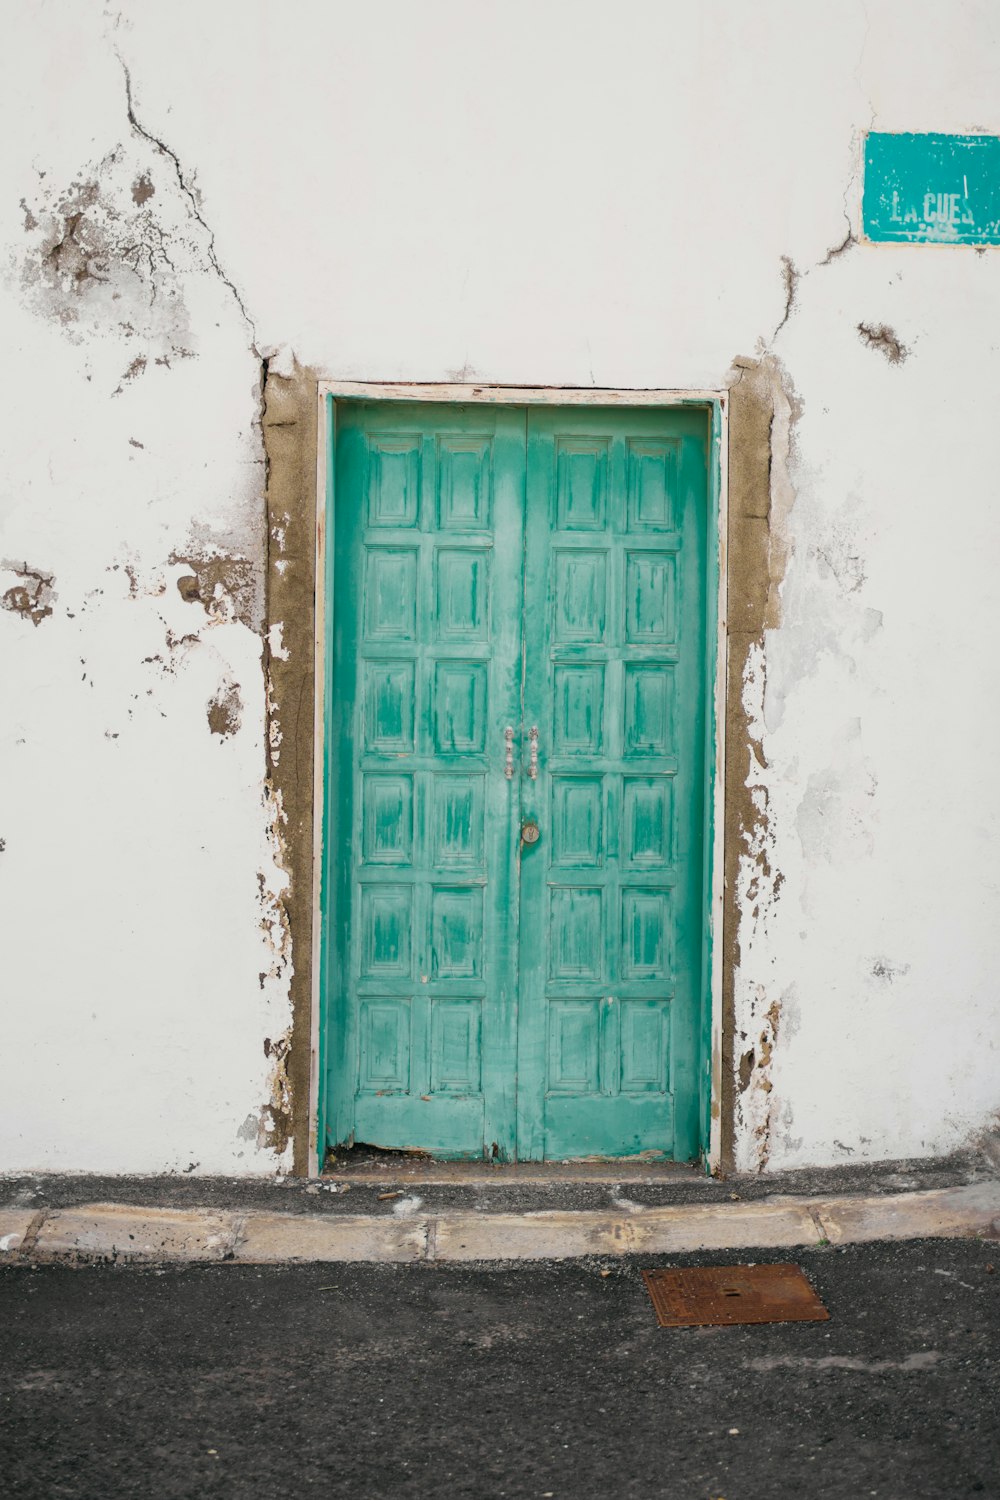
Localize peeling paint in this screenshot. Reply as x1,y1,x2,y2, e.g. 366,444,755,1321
113,353,148,396
267,621,289,662
723,354,802,1172
260,358,321,1173
13,46,259,410
812,528,867,594
207,681,243,739
763,484,883,738
171,551,261,633
1,561,56,626
734,989,784,1170
795,720,877,866
258,1030,293,1154
16,148,196,368
257,851,291,992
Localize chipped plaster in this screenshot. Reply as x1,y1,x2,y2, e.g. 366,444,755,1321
721,356,801,1171
206,680,243,740
1,561,57,626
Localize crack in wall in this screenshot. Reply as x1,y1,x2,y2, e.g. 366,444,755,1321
857,320,909,364
768,117,873,348
819,227,857,264
117,51,287,1161
118,53,257,351
16,148,196,364
771,256,800,341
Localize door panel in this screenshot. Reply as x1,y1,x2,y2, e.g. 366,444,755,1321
328,403,524,1158
326,401,709,1161
517,408,708,1161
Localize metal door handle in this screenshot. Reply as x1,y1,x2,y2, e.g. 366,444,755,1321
528,726,539,780
504,726,515,779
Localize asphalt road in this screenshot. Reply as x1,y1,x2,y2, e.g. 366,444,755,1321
1,1238,997,1499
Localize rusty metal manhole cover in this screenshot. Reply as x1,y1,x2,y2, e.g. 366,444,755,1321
641,1263,829,1327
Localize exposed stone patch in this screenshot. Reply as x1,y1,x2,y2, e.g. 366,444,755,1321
857,321,909,364
727,349,877,1173
260,357,321,1173
206,681,243,739
723,355,802,1173
1,562,56,626
119,55,256,346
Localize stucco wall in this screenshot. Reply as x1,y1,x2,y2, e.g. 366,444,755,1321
1,0,998,1174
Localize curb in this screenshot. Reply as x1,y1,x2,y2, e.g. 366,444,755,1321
1,1181,998,1266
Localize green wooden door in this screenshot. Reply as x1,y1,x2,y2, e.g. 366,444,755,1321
325,401,709,1161
327,402,525,1159
518,408,708,1161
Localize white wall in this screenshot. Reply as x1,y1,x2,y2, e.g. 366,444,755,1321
1,0,997,1173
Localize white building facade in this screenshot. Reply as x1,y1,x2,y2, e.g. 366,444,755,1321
2,0,998,1176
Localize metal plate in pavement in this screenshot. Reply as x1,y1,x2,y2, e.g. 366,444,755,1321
641,1263,829,1327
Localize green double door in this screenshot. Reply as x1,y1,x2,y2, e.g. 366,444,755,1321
326,401,710,1161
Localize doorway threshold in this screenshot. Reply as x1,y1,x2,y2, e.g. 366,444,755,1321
321,1153,708,1188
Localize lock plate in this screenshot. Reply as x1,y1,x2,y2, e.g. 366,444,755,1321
520,820,541,845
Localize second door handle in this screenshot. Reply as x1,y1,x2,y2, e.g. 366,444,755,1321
503,726,541,779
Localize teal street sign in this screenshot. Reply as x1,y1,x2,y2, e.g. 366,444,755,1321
863,131,1000,245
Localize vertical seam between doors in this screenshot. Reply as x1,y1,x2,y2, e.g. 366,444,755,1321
513,404,529,1158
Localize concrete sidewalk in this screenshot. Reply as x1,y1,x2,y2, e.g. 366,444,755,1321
2,1148,998,1265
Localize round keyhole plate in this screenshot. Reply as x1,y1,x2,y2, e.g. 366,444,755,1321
521,820,541,845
